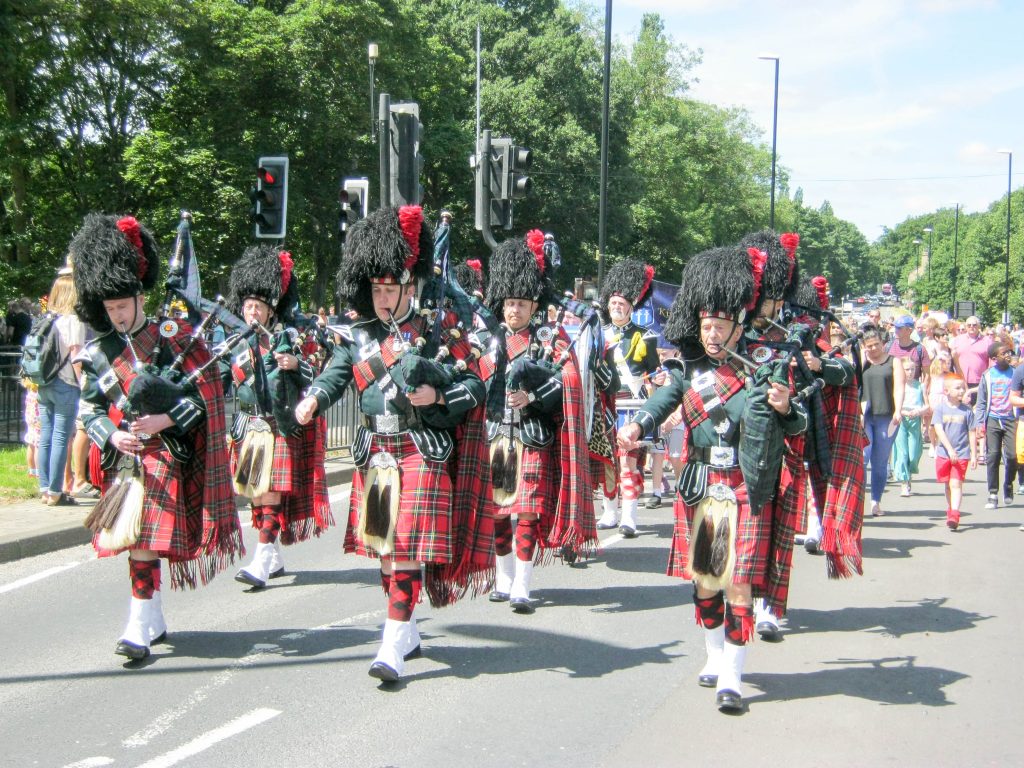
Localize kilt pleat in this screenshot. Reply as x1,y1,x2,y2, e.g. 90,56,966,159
486,441,557,520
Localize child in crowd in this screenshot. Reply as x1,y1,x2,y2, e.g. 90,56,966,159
928,351,953,458
932,374,978,531
22,378,40,476
894,356,926,496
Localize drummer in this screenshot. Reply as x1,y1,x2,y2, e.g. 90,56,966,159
596,259,659,538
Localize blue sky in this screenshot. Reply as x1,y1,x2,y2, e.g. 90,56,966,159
600,0,1024,241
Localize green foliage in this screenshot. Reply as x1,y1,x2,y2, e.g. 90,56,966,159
2,0,879,320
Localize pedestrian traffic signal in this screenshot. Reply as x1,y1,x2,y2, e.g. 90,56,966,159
339,177,369,236
250,156,289,239
388,102,424,207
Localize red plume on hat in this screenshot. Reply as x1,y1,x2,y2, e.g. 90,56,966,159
745,247,767,311
278,251,294,294
466,259,482,276
526,229,546,275
117,216,147,279
811,275,830,310
398,205,423,272
641,265,655,305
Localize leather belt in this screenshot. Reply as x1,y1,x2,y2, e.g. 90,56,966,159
363,413,412,435
689,444,738,468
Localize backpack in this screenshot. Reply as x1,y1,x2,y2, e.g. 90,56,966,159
20,312,69,385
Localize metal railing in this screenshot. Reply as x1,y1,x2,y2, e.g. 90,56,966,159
0,347,26,445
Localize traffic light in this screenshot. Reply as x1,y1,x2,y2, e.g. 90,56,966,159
388,101,424,206
249,156,289,239
487,137,532,230
339,177,369,236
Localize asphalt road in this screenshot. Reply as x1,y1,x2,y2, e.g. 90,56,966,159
2,469,1021,768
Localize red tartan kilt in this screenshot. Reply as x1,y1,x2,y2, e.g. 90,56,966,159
95,437,197,561
487,441,557,519
345,433,453,563
268,433,297,492
666,465,770,586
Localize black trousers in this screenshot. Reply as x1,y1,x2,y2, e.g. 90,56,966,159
985,417,1018,497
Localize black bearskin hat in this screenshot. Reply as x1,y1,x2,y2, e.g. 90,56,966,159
227,244,300,324
70,213,160,332
336,205,434,318
453,258,485,297
484,230,555,317
662,245,756,353
740,230,800,310
599,259,655,323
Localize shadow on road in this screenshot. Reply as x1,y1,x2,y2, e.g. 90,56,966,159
410,622,683,681
532,581,687,614
861,537,947,559
745,655,968,708
785,597,990,637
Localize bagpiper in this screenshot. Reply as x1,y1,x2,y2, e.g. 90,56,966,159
618,245,808,712
481,231,596,613
226,245,332,590
73,214,242,661
294,205,489,684
596,259,658,537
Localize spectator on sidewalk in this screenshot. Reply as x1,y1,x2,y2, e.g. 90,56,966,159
861,325,906,517
893,356,926,496
932,374,978,531
976,342,1018,509
890,314,931,398
952,316,990,406
927,351,954,457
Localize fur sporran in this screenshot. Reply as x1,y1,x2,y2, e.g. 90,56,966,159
490,436,522,507
89,455,144,550
358,452,400,555
687,485,738,592
233,416,275,498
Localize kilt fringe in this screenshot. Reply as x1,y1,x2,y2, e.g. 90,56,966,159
821,523,863,579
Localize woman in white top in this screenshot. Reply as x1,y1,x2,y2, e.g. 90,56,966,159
36,267,85,505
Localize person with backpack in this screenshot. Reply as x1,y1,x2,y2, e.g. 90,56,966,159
31,266,84,506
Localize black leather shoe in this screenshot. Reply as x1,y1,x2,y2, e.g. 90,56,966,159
619,524,637,538
645,495,662,509
716,689,743,712
804,538,820,555
489,590,510,603
368,661,399,682
115,640,150,661
698,673,718,688
596,520,619,530
151,631,167,645
269,567,286,579
234,570,266,589
757,621,781,642
404,644,422,661
510,597,535,614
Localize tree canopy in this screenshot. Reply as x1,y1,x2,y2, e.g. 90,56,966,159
2,0,883,314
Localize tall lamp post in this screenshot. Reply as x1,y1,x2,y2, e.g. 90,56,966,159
922,226,934,287
913,238,923,305
759,55,780,230
952,203,960,311
998,149,1013,324
368,43,379,141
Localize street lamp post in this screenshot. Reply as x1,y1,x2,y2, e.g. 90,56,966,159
759,55,780,230
923,226,934,288
998,149,1013,324
952,203,960,311
368,42,379,141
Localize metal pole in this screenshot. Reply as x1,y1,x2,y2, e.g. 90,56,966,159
928,229,933,284
952,203,959,310
597,0,612,289
1005,153,1013,324
769,58,779,230
475,22,481,150
378,93,391,210
368,60,376,141
476,129,499,256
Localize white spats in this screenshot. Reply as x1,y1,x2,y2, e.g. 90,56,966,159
716,641,747,698
597,495,620,528
369,618,411,681
494,552,515,595
510,556,534,602
699,624,725,686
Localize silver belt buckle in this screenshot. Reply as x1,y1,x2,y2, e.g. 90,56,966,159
374,413,401,434
709,446,736,468
707,482,737,502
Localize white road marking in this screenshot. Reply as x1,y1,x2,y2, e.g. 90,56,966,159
0,562,83,596
123,608,384,748
62,758,115,768
131,708,281,768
